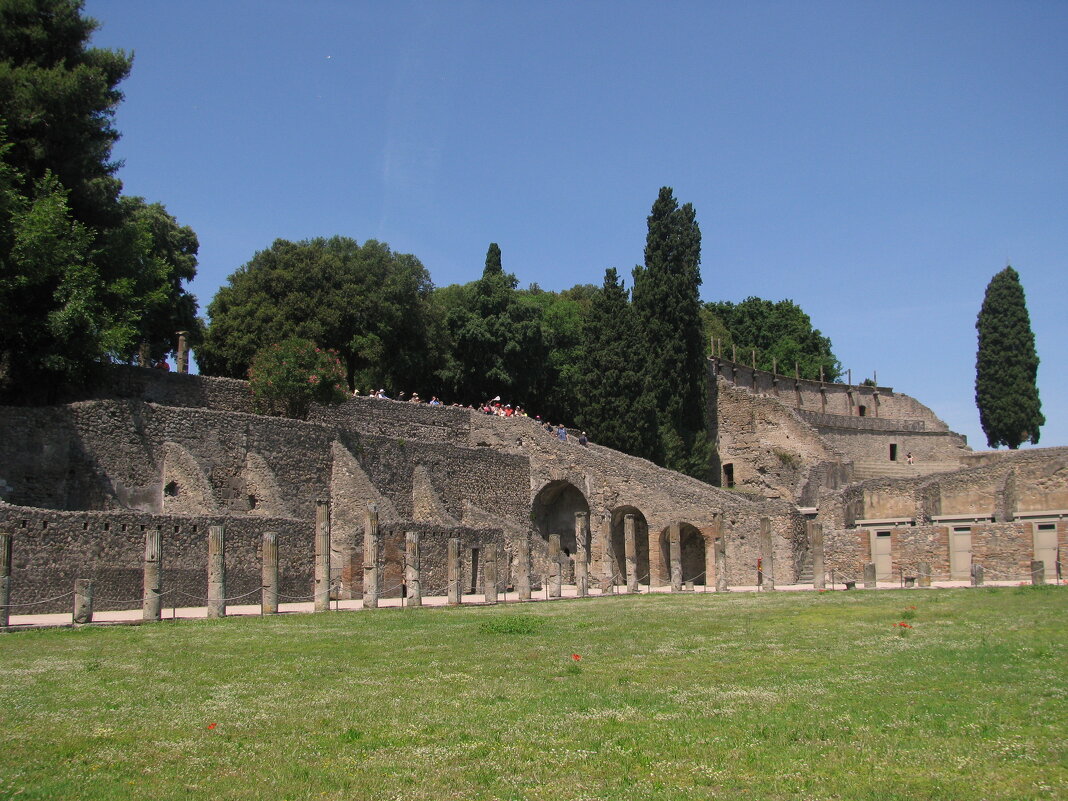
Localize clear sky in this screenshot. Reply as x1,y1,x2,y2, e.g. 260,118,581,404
84,0,1067,451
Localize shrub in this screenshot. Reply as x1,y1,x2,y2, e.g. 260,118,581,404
248,338,348,419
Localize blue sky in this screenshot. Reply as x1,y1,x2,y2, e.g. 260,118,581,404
85,0,1067,450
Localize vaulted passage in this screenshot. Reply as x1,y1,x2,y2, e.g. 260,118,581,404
531,480,590,585
608,506,650,587
657,522,707,585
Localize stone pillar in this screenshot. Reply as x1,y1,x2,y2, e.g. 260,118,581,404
863,562,877,589
624,514,638,593
405,531,421,607
918,562,932,587
362,503,379,609
143,527,162,622
484,543,498,605
516,532,531,601
574,512,589,598
0,531,11,628
759,517,775,591
668,523,683,592
262,530,279,614
447,538,462,605
176,331,189,374
314,500,332,612
73,578,94,624
809,521,825,590
714,531,728,593
548,533,562,598
207,525,226,619
1031,560,1045,585
971,563,984,586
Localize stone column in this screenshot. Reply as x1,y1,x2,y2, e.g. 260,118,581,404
73,578,94,624
624,514,638,593
1031,560,1045,585
0,531,11,628
714,531,728,592
548,533,562,598
574,512,589,598
262,530,279,614
759,517,775,591
809,521,825,590
447,537,462,605
362,503,379,609
669,523,683,592
143,527,162,622
405,531,421,607
207,525,226,619
918,562,932,587
314,500,332,612
516,532,531,601
484,543,498,605
863,562,877,589
971,563,984,586
176,331,189,374
599,515,614,593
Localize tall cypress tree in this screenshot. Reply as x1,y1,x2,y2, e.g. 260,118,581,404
975,266,1044,449
575,268,657,454
632,187,712,478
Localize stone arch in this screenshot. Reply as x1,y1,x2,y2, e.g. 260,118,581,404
242,451,290,517
531,480,590,584
161,442,217,515
607,506,650,586
656,522,708,586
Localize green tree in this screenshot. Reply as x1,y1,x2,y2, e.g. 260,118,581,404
632,187,712,478
0,0,199,399
199,237,433,394
248,337,348,419
975,266,1044,449
575,268,657,454
706,296,841,381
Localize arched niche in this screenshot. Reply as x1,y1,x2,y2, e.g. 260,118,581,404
608,506,650,586
656,522,707,585
531,480,590,584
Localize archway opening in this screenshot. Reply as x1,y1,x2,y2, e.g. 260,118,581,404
531,480,590,586
608,506,650,586
657,522,708,585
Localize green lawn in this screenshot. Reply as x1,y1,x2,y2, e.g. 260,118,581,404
2,587,1066,800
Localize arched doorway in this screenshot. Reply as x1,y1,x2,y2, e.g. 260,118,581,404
656,522,708,586
608,506,650,587
531,480,590,587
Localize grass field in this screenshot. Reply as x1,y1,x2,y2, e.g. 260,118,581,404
1,586,1066,800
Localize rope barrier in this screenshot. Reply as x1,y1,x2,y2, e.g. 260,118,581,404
2,591,75,608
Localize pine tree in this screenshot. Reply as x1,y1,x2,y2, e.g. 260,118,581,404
975,266,1044,449
575,268,657,454
631,187,712,478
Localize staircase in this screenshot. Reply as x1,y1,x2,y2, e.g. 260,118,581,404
796,551,814,584
850,460,963,482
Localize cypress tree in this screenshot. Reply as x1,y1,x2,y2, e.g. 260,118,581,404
575,268,657,455
632,187,712,478
975,266,1044,449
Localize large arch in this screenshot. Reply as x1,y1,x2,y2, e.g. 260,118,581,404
531,480,590,586
608,506,650,587
656,522,708,586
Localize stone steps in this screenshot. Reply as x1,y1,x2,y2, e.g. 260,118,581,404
850,460,963,482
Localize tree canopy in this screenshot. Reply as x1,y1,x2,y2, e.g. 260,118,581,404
705,296,841,381
198,237,434,394
975,265,1044,449
0,0,199,400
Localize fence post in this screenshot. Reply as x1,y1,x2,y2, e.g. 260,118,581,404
0,531,10,628
669,523,683,592
624,514,638,594
809,521,825,590
516,531,531,601
315,500,331,612
405,531,421,607
548,533,562,598
971,563,984,587
262,530,279,614
207,525,226,619
484,543,498,605
574,512,589,598
73,578,94,624
918,561,932,587
714,529,728,593
863,562,877,589
143,527,162,622
447,538,462,605
362,504,380,609
1031,560,1045,585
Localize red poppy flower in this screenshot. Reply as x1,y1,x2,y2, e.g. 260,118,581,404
207,723,217,730
571,654,581,661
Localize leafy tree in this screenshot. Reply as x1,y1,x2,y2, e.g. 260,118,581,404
975,265,1044,449
574,268,657,454
632,187,712,478
0,0,199,400
705,296,841,381
248,337,347,419
199,237,434,395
